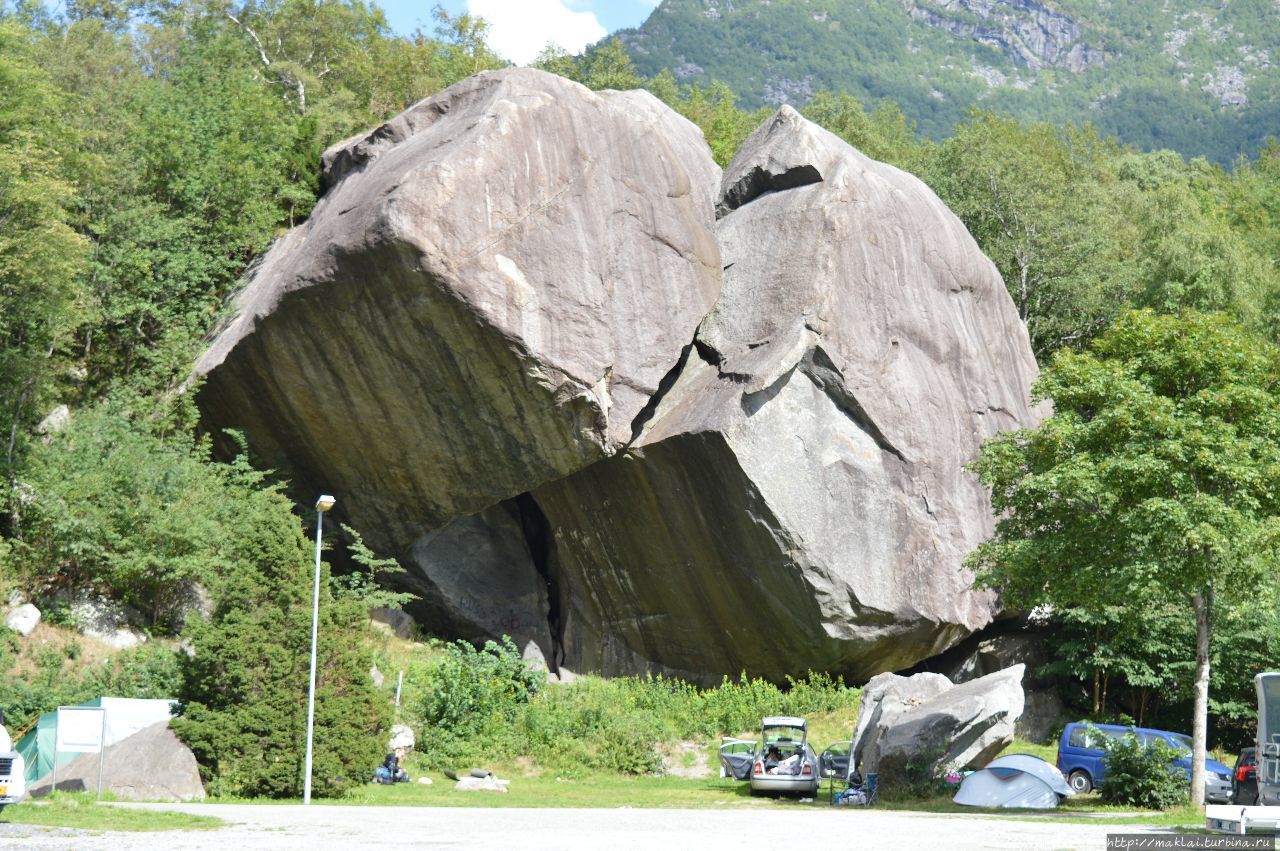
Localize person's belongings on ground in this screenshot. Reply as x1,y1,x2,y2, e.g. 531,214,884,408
374,750,410,784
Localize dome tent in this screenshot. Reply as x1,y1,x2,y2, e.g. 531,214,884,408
953,753,1074,809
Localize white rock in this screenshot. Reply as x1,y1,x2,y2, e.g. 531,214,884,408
64,592,147,648
5,603,41,636
417,776,432,785
454,775,509,793
37,404,71,435
370,665,385,689
388,724,414,752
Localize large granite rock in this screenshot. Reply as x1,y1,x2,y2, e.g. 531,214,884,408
854,664,1026,788
193,66,721,551
533,106,1042,680
30,721,205,802
851,671,954,772
192,73,1042,682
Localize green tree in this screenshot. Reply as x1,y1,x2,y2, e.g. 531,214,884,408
170,452,384,798
1116,151,1280,338
920,112,1138,357
421,4,506,86
1042,602,1190,723
0,21,89,491
9,399,234,629
971,310,1280,806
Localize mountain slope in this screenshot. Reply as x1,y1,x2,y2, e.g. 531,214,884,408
617,0,1280,162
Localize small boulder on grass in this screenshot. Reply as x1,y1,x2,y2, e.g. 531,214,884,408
454,776,509,793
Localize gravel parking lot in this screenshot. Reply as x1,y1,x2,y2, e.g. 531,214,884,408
0,803,1167,850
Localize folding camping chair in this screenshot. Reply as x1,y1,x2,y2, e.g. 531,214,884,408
835,772,878,807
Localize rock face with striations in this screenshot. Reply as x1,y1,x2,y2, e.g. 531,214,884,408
194,69,721,662
533,106,1042,680
194,67,721,536
193,72,1042,682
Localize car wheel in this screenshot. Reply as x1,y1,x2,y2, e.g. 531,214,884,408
1068,770,1093,794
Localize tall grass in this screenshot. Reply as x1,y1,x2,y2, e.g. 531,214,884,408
408,638,860,776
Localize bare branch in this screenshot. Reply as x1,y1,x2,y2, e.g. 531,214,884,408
226,11,272,69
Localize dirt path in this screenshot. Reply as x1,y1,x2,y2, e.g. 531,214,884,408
0,802,1169,850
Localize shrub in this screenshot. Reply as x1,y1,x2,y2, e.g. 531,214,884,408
1097,728,1188,809
883,741,958,800
0,637,180,725
410,655,859,776
420,637,543,736
171,466,383,799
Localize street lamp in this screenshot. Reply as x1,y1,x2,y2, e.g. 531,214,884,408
303,493,336,805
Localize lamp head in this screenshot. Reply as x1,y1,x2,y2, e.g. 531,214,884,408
316,494,336,512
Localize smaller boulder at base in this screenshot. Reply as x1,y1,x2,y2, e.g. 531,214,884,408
454,775,509,793
855,664,1025,790
29,721,204,802
388,724,415,752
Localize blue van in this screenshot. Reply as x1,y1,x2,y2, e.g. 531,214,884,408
1057,722,1233,802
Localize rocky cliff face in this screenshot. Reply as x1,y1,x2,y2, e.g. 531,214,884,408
906,0,1104,73
194,69,1042,683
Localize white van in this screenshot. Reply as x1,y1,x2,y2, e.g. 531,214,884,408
0,714,26,812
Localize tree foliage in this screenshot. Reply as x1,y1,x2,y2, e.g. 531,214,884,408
0,22,89,487
972,310,1280,609
972,309,1280,803
169,457,384,798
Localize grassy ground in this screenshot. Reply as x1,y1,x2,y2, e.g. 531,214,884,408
0,792,223,831
339,772,787,809
253,770,1204,830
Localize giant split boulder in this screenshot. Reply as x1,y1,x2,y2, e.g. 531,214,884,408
533,107,1042,679
194,68,721,662
193,70,1042,682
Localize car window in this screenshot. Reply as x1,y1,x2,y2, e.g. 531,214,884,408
763,728,805,744
1167,734,1192,753
1068,727,1125,749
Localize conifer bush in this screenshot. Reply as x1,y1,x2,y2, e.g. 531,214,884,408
170,460,384,799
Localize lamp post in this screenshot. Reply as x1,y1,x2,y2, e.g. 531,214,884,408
304,493,336,805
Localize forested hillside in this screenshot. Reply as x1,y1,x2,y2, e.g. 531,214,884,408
1,0,1279,795
617,0,1280,163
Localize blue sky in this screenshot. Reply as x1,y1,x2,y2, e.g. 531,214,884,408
377,1,659,64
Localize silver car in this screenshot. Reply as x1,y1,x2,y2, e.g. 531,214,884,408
719,716,822,796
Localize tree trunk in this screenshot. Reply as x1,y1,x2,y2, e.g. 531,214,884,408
1092,667,1101,715
1190,588,1213,808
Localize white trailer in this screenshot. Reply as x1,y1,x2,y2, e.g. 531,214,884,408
0,715,26,812
1206,673,1280,833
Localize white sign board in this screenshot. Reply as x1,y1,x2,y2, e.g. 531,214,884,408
56,707,106,753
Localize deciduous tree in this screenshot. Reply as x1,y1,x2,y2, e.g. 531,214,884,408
971,310,1280,806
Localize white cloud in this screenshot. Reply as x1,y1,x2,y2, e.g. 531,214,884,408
469,0,608,66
